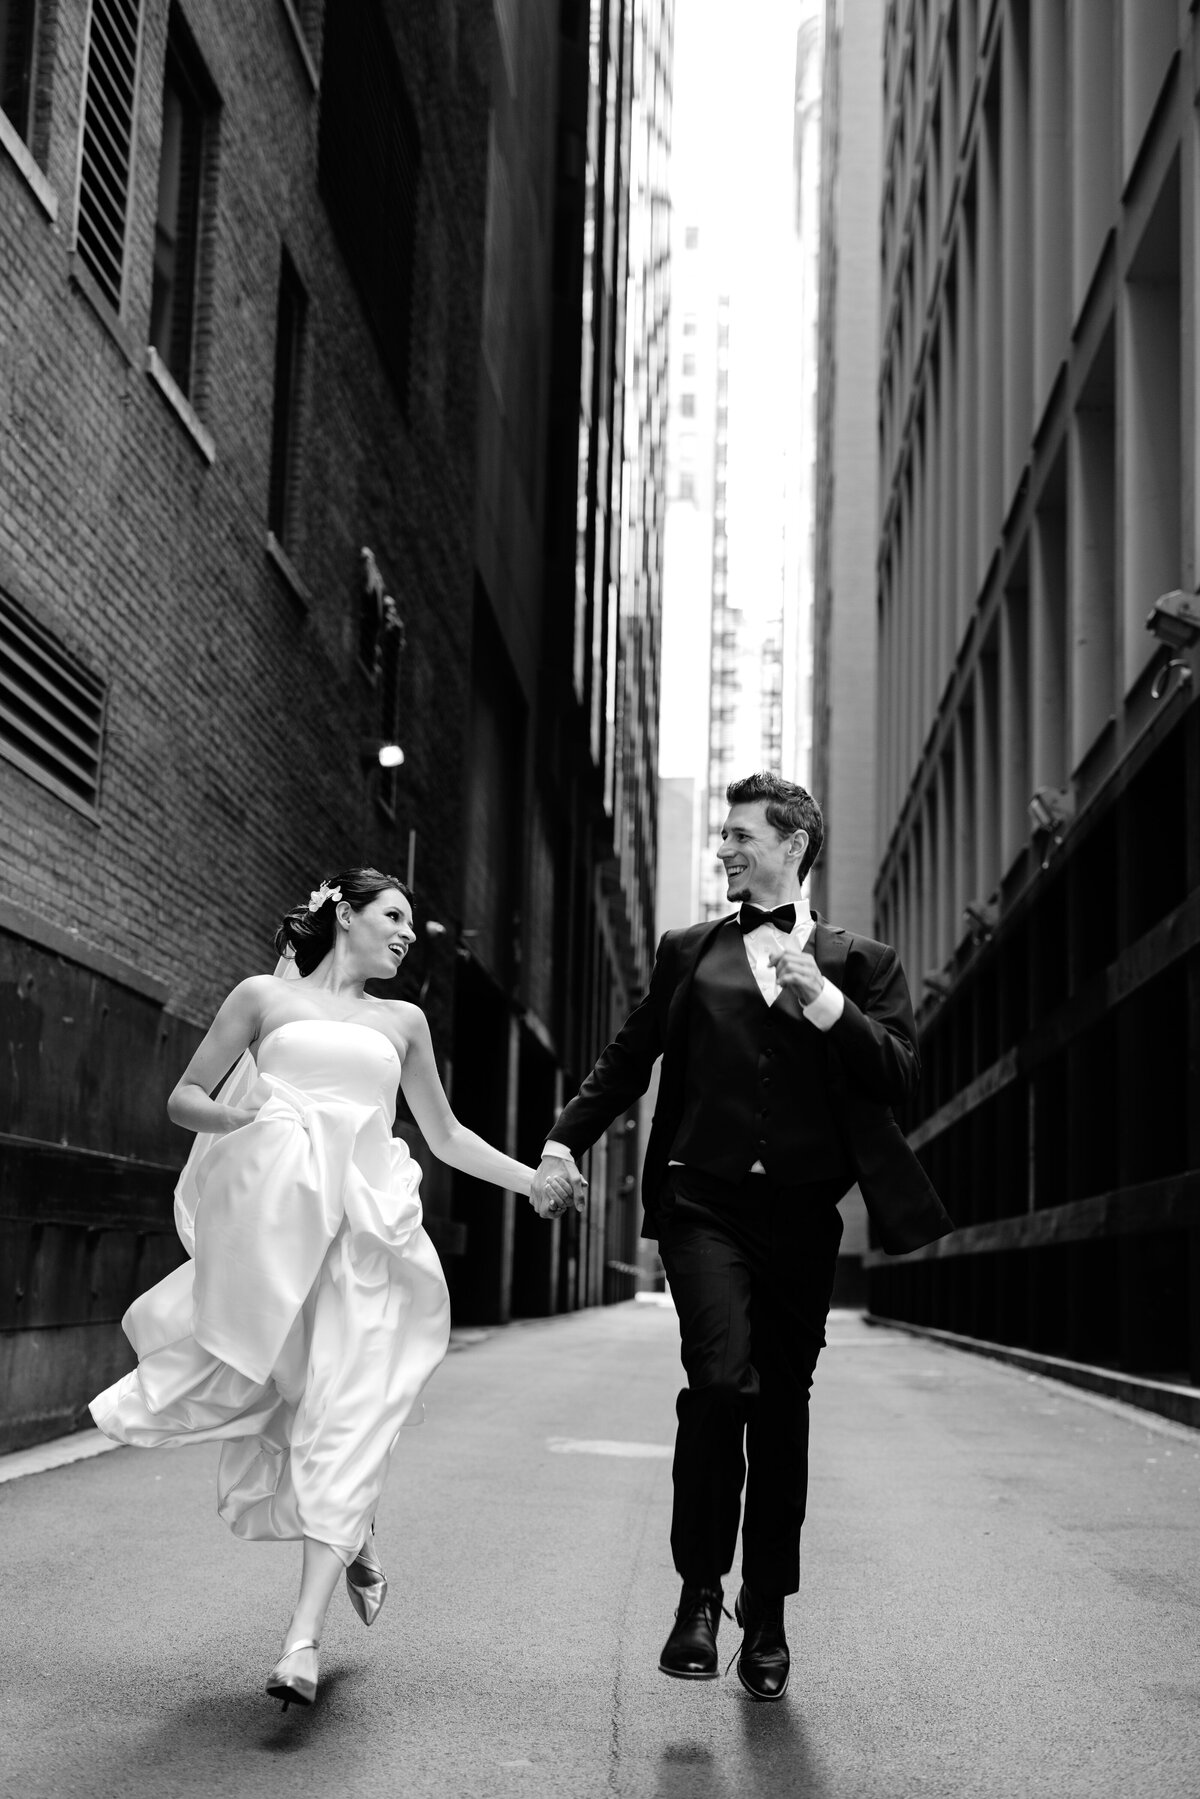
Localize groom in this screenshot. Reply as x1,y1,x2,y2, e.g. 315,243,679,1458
530,772,952,1700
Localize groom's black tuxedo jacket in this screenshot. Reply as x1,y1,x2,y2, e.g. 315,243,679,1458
551,914,953,1256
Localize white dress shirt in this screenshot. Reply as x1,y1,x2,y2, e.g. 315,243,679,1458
544,901,844,1167
742,898,844,1024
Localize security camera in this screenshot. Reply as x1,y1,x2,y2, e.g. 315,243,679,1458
1146,590,1200,651
1028,787,1074,834
963,900,998,943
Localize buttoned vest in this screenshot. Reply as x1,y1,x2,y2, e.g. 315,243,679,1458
669,923,852,1185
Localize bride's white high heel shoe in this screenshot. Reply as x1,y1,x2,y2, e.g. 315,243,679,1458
346,1522,388,1627
266,1638,319,1710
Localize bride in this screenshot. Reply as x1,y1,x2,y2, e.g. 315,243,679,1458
90,867,580,1710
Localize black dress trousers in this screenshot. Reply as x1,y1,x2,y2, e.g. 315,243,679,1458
656,1165,846,1597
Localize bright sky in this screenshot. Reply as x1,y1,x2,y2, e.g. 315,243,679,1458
658,0,815,781
670,0,808,284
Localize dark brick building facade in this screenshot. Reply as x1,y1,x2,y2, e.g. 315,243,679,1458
0,0,668,1451
456,0,671,1323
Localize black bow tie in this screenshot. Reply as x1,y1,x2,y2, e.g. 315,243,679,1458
739,903,797,934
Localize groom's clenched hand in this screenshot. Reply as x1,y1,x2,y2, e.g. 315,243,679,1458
767,943,826,1005
530,1153,588,1219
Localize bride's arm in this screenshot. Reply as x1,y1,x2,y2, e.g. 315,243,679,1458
167,977,271,1135
398,1007,537,1195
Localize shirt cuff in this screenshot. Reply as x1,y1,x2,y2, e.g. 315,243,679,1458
803,978,844,1031
542,1141,574,1161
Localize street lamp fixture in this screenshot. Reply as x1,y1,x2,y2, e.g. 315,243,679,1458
359,738,405,770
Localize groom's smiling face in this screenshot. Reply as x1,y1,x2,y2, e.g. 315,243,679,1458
717,802,806,904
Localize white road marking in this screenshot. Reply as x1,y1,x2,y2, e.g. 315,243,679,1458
547,1437,673,1458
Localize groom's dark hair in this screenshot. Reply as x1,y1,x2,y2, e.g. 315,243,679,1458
726,772,823,884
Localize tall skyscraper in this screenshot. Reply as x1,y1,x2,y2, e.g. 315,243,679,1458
660,1,822,920
809,0,887,1298
533,0,673,1312
779,0,825,788
811,0,886,935
865,0,1200,1410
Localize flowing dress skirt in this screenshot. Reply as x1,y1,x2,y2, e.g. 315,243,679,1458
91,1021,451,1566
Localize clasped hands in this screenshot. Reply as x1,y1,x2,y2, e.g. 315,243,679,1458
529,1153,588,1220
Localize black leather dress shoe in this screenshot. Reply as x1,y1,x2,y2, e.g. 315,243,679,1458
658,1582,724,1679
734,1583,790,1700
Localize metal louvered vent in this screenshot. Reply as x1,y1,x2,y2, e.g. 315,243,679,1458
0,588,106,812
76,0,143,312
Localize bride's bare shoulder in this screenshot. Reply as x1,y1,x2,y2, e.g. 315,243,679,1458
235,973,288,999
382,998,430,1043
216,973,286,1017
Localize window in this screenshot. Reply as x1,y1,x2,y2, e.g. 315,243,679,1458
75,0,144,313
319,0,420,411
679,472,695,501
684,225,699,249
682,353,695,376
0,0,38,141
680,392,695,418
682,315,696,336
268,251,308,546
149,18,217,398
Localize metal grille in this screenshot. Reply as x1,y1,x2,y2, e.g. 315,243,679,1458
76,0,142,312
0,589,106,811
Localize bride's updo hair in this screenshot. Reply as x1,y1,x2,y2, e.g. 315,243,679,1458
275,866,411,976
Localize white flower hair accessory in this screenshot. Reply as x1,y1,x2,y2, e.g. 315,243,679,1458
307,882,342,913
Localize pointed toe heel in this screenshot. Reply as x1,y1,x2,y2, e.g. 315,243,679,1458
346,1525,388,1627
265,1638,319,1711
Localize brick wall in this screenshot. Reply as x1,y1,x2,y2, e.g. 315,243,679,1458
0,0,498,1446
0,0,491,1032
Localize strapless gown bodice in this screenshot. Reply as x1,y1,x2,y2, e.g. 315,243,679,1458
91,1018,451,1563
255,1018,403,1112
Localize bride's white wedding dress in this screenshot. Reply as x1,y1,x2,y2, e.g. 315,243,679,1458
91,1019,451,1564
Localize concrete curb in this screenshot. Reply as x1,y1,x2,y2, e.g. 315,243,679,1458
0,1427,123,1486
867,1312,1200,1431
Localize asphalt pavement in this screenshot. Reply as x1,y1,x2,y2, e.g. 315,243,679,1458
2,1300,1198,1799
